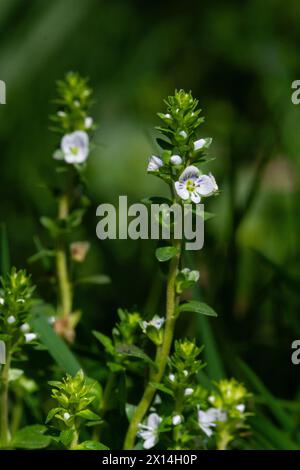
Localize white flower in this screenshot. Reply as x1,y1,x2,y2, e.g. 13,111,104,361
61,131,89,164
193,137,212,152
170,155,182,165
138,413,162,449
172,414,182,426
24,333,37,343
174,165,218,203
20,323,30,333
63,412,71,420
236,404,245,413
7,315,16,324
141,315,165,332
183,370,188,377
57,111,66,117
193,138,206,151
47,316,56,325
197,407,227,438
147,155,163,172
184,388,194,396
208,395,215,403
169,373,175,382
153,394,162,405
164,113,172,119
85,116,93,129
179,130,187,139
181,268,200,282
0,298,4,305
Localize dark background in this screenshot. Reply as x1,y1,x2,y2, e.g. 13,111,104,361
0,0,299,403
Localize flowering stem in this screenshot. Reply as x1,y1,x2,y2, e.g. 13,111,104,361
0,348,11,447
123,239,181,450
56,194,72,317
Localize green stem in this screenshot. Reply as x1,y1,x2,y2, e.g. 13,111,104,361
69,425,79,449
0,350,11,447
56,194,72,317
123,239,181,450
217,430,231,450
11,392,23,435
92,372,117,442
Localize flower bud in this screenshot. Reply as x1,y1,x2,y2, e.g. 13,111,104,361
170,155,182,165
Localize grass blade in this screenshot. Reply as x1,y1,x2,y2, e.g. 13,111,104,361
30,303,81,375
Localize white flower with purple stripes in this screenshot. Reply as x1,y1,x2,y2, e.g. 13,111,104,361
175,165,218,203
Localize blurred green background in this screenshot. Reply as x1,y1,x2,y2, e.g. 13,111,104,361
0,0,299,404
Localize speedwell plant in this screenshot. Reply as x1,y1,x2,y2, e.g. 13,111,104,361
1,78,252,451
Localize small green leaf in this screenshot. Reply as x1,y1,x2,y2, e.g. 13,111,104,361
8,369,24,382
92,331,115,355
59,429,74,447
155,246,178,262
12,425,51,450
116,344,157,370
45,407,64,424
156,137,173,150
74,440,109,450
107,361,124,372
178,300,218,317
149,382,174,396
76,409,100,421
125,403,137,422
40,217,59,237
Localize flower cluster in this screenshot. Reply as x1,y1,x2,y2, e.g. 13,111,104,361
51,72,94,166
147,90,219,204
137,339,251,450
0,268,37,350
46,370,101,449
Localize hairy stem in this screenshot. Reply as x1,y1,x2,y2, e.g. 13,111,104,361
0,349,11,447
56,194,72,317
123,239,181,450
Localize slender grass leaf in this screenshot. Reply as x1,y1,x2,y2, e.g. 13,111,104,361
93,331,115,355
0,223,10,276
237,359,295,432
249,414,298,450
29,304,81,375
75,275,111,286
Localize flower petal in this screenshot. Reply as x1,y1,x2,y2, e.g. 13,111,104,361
147,156,163,172
179,165,200,183
175,182,189,200
196,175,216,196
147,413,162,429
191,191,201,204
143,435,157,449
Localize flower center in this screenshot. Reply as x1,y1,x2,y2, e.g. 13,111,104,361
186,179,195,192
70,146,79,155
